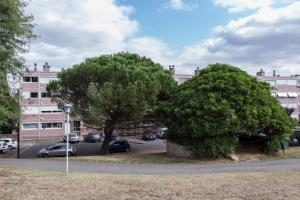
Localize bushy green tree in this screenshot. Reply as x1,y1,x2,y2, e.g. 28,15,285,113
47,52,175,154
158,63,296,158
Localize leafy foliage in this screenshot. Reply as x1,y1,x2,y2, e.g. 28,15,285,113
0,71,20,133
0,0,34,133
48,52,176,154
0,0,35,75
158,63,296,158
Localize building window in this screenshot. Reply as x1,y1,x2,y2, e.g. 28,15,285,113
39,77,58,84
41,122,63,129
30,92,38,98
277,92,288,98
287,80,297,86
40,106,63,113
23,77,39,82
73,121,80,132
41,92,52,98
31,77,39,82
22,123,39,130
266,80,276,86
23,77,31,82
288,93,298,98
277,80,286,85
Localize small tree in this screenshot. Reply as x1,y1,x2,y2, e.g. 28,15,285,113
47,52,175,154
158,63,296,158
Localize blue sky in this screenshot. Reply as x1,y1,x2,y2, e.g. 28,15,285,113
24,0,300,75
118,0,251,48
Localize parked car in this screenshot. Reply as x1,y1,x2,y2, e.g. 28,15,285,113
84,132,101,143
0,141,8,154
38,143,76,158
290,126,300,146
156,127,168,139
63,133,80,143
108,138,130,153
142,131,156,141
0,138,17,149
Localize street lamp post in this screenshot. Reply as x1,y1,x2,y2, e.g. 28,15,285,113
64,103,72,174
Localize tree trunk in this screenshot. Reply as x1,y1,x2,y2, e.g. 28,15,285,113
100,124,114,155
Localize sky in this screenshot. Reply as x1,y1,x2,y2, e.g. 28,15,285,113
24,0,300,76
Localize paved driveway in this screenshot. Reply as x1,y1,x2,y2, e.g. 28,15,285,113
17,137,166,158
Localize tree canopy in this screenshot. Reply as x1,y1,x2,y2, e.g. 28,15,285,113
158,63,296,158
0,0,35,75
47,52,176,154
0,0,34,132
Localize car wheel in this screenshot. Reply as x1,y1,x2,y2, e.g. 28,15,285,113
8,145,13,150
42,154,49,158
125,148,130,152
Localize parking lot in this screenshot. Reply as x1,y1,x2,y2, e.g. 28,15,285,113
0,136,166,158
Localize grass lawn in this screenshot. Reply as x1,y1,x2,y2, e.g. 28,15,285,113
52,147,300,164
0,168,299,200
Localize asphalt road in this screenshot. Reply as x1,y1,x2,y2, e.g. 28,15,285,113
1,158,300,174
17,137,166,158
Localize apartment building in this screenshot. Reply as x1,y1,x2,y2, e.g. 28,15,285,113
169,65,193,85
256,69,300,120
20,63,81,138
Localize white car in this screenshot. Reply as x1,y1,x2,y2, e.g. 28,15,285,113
0,141,8,153
63,133,80,143
0,138,17,149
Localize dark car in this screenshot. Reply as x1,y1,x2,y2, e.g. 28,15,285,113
142,131,156,141
38,143,76,158
108,138,130,153
84,132,102,143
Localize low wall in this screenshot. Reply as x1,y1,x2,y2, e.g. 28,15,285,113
166,140,193,157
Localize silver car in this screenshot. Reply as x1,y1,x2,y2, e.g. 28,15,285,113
63,133,80,143
38,143,76,158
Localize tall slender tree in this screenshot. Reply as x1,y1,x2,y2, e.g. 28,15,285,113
0,0,35,132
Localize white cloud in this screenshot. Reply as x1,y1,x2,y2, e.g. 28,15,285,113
24,0,300,77
127,37,178,66
179,1,300,75
214,0,275,12
168,0,195,11
25,0,139,69
213,0,297,12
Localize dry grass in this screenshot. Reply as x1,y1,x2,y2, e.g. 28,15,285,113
0,168,300,200
53,151,232,164
51,147,300,165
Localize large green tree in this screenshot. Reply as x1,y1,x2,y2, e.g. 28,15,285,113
158,63,296,158
47,52,175,154
0,0,34,132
